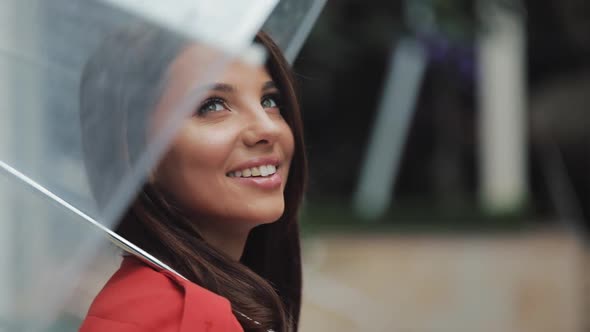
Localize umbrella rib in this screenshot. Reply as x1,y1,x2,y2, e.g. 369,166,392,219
0,159,187,280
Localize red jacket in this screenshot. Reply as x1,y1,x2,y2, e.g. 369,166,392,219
79,256,243,332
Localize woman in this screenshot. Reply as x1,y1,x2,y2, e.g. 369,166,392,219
78,24,307,332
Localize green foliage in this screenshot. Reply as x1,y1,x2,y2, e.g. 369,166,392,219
300,198,534,236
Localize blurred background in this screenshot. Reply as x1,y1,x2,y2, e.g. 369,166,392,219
294,0,588,331
0,0,588,331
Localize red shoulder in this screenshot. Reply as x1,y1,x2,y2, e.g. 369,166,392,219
79,256,243,332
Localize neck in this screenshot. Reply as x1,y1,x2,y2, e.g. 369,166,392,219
197,223,252,260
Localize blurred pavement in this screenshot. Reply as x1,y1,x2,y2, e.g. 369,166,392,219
300,231,585,332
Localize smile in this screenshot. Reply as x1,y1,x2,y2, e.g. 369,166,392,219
227,164,278,178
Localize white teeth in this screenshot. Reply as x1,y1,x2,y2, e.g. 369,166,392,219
228,164,278,178
267,165,276,174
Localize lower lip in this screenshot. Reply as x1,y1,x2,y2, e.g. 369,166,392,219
229,172,282,190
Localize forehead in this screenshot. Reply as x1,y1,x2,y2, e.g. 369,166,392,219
216,60,273,87
168,44,273,92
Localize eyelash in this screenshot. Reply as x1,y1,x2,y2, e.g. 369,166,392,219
261,93,282,110
196,97,227,116
195,93,283,116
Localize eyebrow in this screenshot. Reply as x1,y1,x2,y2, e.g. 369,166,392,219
262,81,277,91
209,83,235,93
204,81,277,94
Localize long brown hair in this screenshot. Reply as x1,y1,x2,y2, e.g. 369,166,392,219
80,25,307,332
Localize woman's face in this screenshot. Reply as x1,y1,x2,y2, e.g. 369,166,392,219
152,46,294,233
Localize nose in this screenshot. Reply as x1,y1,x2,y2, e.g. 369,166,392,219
242,106,282,147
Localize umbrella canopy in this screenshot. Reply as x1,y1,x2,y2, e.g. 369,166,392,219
0,0,325,331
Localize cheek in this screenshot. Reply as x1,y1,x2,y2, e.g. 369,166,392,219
282,123,295,163
155,124,236,197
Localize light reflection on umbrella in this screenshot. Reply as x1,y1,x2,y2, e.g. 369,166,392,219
0,0,325,331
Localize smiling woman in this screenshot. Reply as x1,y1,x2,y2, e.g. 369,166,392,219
78,23,307,332
153,56,295,256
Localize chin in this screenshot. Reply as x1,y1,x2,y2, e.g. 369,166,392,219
251,209,285,225
242,201,285,226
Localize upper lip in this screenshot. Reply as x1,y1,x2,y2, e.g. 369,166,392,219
228,156,281,173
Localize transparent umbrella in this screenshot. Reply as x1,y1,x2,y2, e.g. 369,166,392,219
0,0,325,331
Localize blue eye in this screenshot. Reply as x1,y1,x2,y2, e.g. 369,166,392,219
261,94,281,109
197,97,227,115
